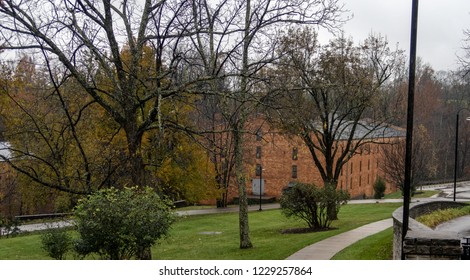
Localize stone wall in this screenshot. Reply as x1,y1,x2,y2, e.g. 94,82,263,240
392,200,468,260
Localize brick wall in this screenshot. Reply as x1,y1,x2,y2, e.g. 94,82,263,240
228,117,400,202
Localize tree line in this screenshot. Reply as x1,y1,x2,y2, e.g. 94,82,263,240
1,0,470,250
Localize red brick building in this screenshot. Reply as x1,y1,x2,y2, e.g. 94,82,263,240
226,117,404,202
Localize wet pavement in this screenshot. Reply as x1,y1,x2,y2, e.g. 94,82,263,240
434,215,470,238
423,181,470,200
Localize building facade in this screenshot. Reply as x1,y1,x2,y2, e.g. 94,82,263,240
226,117,404,202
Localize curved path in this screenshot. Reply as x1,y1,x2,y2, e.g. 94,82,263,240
285,218,393,260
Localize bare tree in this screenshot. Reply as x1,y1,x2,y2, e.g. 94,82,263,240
0,0,199,188
188,0,346,249
380,125,437,193
459,29,470,77
0,56,124,195
0,0,346,250
268,29,405,189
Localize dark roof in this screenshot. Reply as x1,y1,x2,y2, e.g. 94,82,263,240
336,120,406,141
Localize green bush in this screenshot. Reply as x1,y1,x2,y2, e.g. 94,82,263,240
41,226,72,260
0,216,20,238
280,183,349,230
373,177,386,199
73,186,175,260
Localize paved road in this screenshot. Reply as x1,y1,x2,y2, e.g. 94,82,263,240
16,220,73,233
423,181,470,200
435,215,470,237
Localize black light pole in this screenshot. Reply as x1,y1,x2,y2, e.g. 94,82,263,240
453,109,470,202
259,166,263,211
402,0,419,260
454,113,460,202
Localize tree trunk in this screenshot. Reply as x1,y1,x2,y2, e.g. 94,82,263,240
136,246,152,260
325,182,339,220
232,0,254,250
233,122,253,249
124,121,147,187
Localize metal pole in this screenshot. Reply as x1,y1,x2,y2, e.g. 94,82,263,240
402,0,419,260
454,113,459,202
259,166,262,211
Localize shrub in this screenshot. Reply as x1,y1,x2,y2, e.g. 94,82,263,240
373,177,386,199
280,183,349,230
73,186,175,260
41,226,72,260
0,216,20,238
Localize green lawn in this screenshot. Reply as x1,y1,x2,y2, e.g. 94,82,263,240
0,233,52,259
383,190,440,199
332,227,393,260
153,203,401,260
0,203,401,260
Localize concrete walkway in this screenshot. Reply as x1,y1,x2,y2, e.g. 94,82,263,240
285,218,393,260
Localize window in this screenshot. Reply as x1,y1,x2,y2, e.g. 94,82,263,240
256,129,263,141
350,162,353,174
292,147,298,160
256,146,262,159
256,164,262,176
291,165,298,178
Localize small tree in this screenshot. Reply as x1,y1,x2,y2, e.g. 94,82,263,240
41,226,72,260
280,182,349,230
373,177,386,199
73,186,175,260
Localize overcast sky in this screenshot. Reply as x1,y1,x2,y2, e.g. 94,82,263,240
318,0,470,71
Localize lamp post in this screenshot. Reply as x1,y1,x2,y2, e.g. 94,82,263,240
402,0,419,260
453,109,470,202
259,166,263,211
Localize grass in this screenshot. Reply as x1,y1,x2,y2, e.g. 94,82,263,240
333,202,470,260
153,203,401,260
383,190,440,199
0,234,52,259
416,205,470,228
175,205,218,211
332,227,393,260
0,203,401,260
